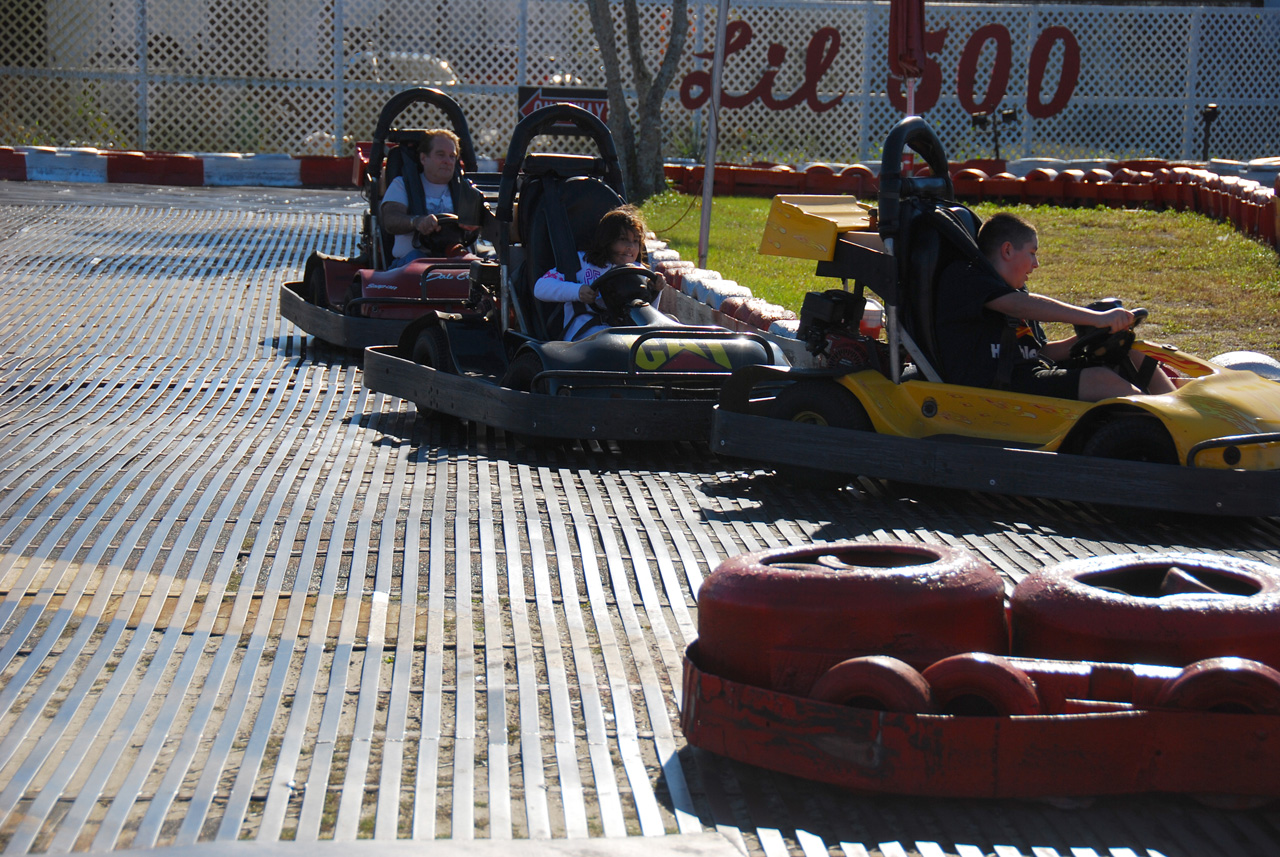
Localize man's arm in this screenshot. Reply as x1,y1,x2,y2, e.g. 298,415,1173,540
380,200,442,237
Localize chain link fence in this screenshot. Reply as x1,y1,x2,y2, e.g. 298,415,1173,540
2,0,1277,165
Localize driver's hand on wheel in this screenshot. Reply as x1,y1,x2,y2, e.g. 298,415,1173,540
577,284,597,304
1096,307,1134,332
411,214,439,234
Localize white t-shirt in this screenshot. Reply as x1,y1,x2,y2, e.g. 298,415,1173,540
383,174,454,259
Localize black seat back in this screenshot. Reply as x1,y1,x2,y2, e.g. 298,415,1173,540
511,158,625,340
897,199,986,381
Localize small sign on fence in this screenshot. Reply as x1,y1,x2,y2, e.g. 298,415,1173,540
517,86,609,123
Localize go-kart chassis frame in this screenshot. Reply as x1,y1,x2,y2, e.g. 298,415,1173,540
363,341,718,441
711,364,1280,517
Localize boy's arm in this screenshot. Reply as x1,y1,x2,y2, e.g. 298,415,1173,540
986,291,1133,332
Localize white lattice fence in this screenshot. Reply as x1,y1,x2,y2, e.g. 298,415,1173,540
1,0,1277,165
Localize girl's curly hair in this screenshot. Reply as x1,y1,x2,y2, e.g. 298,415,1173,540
584,204,647,267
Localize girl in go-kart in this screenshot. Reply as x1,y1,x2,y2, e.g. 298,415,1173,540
534,204,668,340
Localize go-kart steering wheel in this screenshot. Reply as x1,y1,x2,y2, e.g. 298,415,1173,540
412,212,469,255
591,265,663,326
1069,306,1148,366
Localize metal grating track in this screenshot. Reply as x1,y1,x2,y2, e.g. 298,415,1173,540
1,185,1279,857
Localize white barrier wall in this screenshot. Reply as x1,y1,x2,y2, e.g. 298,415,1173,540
2,1,1276,164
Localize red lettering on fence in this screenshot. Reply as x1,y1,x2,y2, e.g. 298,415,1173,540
1026,27,1081,118
679,22,844,113
680,22,1081,119
957,24,1013,116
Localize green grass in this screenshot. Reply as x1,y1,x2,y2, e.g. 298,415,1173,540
641,192,1280,360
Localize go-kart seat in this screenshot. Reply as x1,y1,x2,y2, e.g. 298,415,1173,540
514,159,626,341
896,200,985,383
375,141,427,268
375,134,475,269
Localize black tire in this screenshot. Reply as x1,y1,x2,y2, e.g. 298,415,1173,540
769,379,872,489
410,324,455,374
1081,416,1179,465
500,350,544,393
500,351,562,449
305,258,329,307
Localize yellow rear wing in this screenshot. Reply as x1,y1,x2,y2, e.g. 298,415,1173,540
758,195,884,261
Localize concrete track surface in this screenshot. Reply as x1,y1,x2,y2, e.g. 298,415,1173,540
2,182,1279,857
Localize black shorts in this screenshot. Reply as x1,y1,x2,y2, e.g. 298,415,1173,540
1007,361,1083,399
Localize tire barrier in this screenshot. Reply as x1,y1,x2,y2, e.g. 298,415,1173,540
921,653,1043,716
1154,657,1280,715
808,655,934,712
695,540,1008,696
1010,552,1280,669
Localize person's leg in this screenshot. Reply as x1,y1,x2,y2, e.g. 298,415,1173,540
1128,352,1177,393
1077,366,1142,401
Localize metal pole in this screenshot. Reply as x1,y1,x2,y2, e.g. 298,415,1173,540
333,0,345,155
137,0,148,149
696,0,730,270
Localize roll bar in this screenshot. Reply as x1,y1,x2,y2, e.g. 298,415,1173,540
496,103,625,222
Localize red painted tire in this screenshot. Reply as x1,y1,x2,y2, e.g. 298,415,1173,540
809,656,934,712
696,541,1008,696
1011,553,1280,669
922,653,1042,716
1155,657,1280,715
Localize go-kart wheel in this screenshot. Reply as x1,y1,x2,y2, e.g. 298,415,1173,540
1081,416,1179,465
809,656,934,713
500,350,544,393
921,653,1042,716
695,540,1008,695
409,324,455,374
1010,552,1280,669
499,351,562,449
1154,657,1280,715
769,379,872,490
305,258,330,307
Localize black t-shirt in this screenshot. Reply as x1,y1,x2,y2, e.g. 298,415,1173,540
934,260,1048,388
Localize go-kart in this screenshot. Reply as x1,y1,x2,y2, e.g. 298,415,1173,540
279,87,499,349
711,117,1280,516
362,103,789,443
682,540,1280,800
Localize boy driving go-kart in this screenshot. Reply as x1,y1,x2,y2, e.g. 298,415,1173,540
935,212,1175,401
711,116,1280,516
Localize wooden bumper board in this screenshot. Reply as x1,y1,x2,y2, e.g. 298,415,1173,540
363,345,713,440
279,282,410,350
710,407,1280,517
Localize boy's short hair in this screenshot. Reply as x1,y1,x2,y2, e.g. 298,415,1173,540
584,204,647,267
977,212,1036,259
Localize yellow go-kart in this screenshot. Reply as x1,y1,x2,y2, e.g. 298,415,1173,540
712,117,1280,516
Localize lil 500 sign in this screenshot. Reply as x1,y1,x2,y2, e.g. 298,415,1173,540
680,22,1080,118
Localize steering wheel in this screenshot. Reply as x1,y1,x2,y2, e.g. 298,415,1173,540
1068,305,1148,366
412,212,469,255
591,265,663,326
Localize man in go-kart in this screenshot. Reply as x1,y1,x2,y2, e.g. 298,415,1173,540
936,212,1176,402
379,128,492,267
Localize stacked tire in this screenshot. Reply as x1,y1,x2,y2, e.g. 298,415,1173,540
696,543,1280,715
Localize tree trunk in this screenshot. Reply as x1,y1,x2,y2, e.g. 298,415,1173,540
586,0,689,202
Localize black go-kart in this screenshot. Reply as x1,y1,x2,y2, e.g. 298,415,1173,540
362,103,790,443
279,87,499,350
